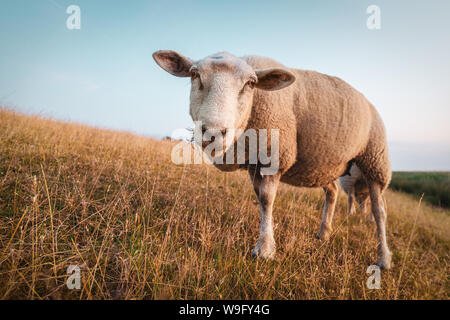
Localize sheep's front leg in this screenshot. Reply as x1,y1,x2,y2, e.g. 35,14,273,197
316,181,339,241
250,171,280,259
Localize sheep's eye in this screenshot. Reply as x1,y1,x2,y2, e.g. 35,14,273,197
191,70,199,79
247,79,256,89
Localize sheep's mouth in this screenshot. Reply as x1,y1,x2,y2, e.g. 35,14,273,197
200,128,236,157
201,134,223,152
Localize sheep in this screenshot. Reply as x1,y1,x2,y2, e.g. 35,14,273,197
339,164,370,215
153,50,393,269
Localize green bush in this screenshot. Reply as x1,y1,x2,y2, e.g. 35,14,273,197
390,172,450,208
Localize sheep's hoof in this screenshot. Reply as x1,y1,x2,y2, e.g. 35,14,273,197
315,226,332,241
376,252,392,270
315,232,330,241
252,240,276,260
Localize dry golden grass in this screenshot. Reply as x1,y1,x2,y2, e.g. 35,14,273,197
0,108,448,299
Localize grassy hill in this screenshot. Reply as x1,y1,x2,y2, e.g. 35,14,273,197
0,108,448,299
390,171,450,208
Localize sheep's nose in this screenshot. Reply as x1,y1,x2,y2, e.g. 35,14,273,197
201,124,208,135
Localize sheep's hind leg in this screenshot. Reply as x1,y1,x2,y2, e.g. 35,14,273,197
348,190,356,215
369,183,392,269
250,171,280,260
316,180,339,241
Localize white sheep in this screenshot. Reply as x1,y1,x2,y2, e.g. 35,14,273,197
153,50,393,269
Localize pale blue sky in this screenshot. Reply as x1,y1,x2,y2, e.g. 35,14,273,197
0,0,449,170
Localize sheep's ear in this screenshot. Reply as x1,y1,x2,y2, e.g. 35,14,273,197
255,68,296,91
153,50,193,77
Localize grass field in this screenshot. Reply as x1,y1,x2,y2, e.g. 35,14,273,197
0,108,448,299
390,172,450,209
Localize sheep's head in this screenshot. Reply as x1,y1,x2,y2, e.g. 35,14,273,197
153,50,295,149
